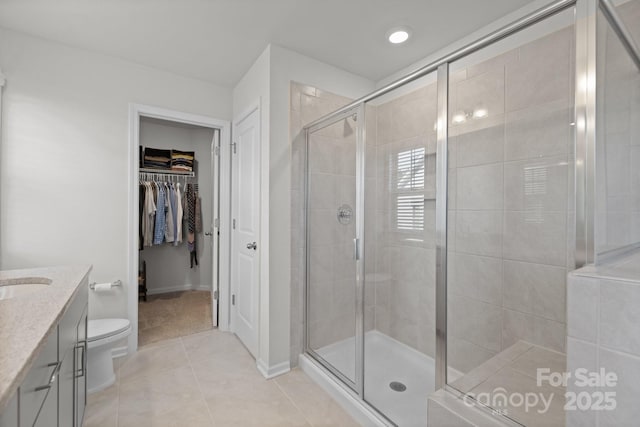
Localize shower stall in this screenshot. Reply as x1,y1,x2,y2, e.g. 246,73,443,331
297,0,640,425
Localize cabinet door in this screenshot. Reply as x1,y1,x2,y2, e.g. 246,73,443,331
57,349,74,427
20,330,58,427
0,393,18,427
34,383,57,427
59,283,88,427
74,307,87,427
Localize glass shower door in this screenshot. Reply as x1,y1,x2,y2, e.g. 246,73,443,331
306,108,362,388
445,7,576,425
362,76,439,425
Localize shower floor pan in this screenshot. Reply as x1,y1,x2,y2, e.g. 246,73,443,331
315,330,458,426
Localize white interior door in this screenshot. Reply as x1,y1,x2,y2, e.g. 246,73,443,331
211,128,221,327
231,107,260,357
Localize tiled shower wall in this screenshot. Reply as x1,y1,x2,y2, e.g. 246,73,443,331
290,83,358,363
567,4,640,425
290,80,440,362
567,252,640,427
366,83,439,358
290,24,576,372
447,26,575,373
595,0,640,256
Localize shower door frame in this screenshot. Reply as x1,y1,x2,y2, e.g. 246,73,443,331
304,104,366,395
592,0,640,262
301,0,604,424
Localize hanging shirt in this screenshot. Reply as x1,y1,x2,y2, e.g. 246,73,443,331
144,182,156,247
153,184,166,245
165,183,175,243
175,183,184,244
139,184,145,250
195,193,202,233
170,183,179,245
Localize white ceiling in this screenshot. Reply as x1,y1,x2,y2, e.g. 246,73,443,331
0,0,532,87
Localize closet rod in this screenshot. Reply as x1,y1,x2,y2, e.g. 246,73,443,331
139,168,195,177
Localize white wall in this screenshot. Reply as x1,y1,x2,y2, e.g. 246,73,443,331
269,44,374,367
139,118,215,294
232,43,374,372
232,46,272,367
0,27,232,321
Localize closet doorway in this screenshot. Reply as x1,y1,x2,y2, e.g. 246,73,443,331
128,104,231,351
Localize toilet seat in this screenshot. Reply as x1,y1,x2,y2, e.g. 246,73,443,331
88,318,131,347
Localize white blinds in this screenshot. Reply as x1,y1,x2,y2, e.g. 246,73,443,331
393,148,425,231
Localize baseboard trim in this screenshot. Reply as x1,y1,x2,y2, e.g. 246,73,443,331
256,359,291,379
146,284,212,295
111,346,129,359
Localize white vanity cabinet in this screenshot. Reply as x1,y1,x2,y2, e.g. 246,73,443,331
19,329,58,427
0,282,88,427
58,284,88,427
0,392,18,426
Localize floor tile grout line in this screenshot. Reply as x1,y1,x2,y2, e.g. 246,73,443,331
179,335,217,426
273,376,315,427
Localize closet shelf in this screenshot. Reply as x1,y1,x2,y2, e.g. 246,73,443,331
139,168,195,178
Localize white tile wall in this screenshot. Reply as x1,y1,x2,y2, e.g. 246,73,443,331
598,348,640,427
368,81,439,357
454,123,504,167
455,210,503,258
290,82,356,363
596,0,640,255
503,260,566,323
457,163,504,210
599,279,640,355
567,250,640,426
447,24,574,375
290,21,580,395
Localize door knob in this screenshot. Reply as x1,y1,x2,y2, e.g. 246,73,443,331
205,232,213,236
246,242,257,250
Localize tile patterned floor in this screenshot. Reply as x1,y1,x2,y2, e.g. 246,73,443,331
84,329,360,427
138,290,212,347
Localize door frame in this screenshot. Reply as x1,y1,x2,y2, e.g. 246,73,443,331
127,103,232,352
229,100,262,345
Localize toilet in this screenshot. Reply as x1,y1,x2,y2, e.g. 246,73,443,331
87,318,131,393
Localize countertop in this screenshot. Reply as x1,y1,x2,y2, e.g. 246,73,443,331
0,265,92,412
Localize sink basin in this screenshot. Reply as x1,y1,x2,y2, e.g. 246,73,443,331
0,277,52,300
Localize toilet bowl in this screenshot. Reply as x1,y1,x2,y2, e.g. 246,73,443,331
87,318,131,394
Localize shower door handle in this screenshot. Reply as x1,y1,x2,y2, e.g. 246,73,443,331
353,238,360,261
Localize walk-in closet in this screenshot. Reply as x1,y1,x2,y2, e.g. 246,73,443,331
137,116,218,346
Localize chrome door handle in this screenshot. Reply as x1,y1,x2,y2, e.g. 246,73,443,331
246,242,257,250
205,232,213,236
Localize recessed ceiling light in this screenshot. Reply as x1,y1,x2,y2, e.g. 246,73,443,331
387,27,411,44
